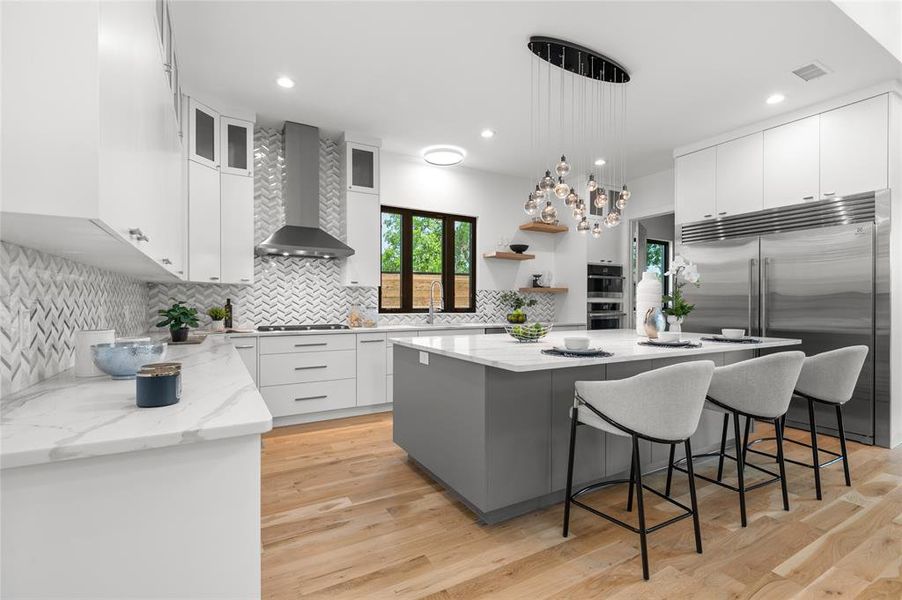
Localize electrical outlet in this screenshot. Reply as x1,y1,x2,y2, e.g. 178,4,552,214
419,351,429,366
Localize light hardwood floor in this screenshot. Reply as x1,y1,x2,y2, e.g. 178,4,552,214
262,413,902,599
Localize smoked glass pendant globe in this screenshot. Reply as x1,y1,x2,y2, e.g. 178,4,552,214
577,217,590,232
565,188,579,208
524,196,538,215
620,184,631,201
587,174,598,192
540,170,555,192
555,155,571,177
591,222,602,238
605,210,621,228
553,177,570,200
533,184,546,201
594,189,608,208
616,196,627,210
540,200,558,224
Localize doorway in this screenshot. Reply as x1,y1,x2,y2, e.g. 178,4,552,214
629,212,675,329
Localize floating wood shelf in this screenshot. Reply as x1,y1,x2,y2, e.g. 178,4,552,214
519,222,569,233
483,251,535,261
519,287,569,294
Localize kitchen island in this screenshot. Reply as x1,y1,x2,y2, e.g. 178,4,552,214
392,329,800,523
1,336,272,599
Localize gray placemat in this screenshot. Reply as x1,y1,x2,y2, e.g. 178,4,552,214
638,340,703,349
542,349,614,358
700,336,762,344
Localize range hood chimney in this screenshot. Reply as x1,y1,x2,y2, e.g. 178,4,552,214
255,122,354,259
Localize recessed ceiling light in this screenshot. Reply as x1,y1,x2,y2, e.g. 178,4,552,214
276,76,295,89
422,145,466,166
766,93,785,105
480,129,495,139
594,158,606,166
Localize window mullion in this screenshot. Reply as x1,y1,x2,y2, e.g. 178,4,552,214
401,211,414,313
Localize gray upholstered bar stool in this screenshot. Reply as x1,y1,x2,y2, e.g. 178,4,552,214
563,361,715,581
747,346,868,500
669,352,805,528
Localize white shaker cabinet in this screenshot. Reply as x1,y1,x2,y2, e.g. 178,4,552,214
345,142,380,195
342,191,381,286
763,115,820,209
188,161,222,282
715,133,763,217
188,98,220,169
221,117,254,177
221,174,255,284
674,147,716,224
357,333,388,406
819,95,888,198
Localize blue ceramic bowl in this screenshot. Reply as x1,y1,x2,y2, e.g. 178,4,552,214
91,342,168,380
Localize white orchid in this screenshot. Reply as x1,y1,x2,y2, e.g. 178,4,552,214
663,255,701,319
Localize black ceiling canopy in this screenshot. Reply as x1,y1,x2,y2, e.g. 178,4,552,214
528,36,630,83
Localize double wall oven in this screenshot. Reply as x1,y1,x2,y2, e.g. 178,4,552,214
587,263,625,329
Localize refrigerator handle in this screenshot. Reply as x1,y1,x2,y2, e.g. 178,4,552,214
748,258,757,335
761,258,769,337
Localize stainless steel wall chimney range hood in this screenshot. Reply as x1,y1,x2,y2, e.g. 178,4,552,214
255,122,354,259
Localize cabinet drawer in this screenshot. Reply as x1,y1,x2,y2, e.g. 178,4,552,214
262,379,356,417
259,350,355,386
230,337,258,386
260,334,355,355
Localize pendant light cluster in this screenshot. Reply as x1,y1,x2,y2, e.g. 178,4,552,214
523,37,631,238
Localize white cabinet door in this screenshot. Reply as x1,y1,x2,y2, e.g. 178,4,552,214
763,115,819,209
820,95,888,198
220,173,254,284
356,333,387,406
231,338,258,386
188,161,221,282
342,191,380,286
346,142,379,194
188,98,219,169
220,117,253,177
674,147,716,224
716,133,763,217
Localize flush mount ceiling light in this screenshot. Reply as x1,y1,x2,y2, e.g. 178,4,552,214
480,129,496,139
422,145,466,166
276,76,295,89
525,36,632,232
766,93,785,105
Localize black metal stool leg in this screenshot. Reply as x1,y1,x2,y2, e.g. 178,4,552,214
732,411,748,527
562,409,577,537
742,415,751,465
807,398,822,500
626,450,636,512
684,438,702,554
665,443,676,497
836,404,852,487
632,435,649,580
774,417,790,511
716,412,729,482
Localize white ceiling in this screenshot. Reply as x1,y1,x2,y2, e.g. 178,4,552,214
170,1,902,180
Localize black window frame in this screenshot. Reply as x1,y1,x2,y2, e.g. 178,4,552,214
379,206,477,313
646,238,671,296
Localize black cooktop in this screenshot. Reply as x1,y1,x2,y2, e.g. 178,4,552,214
257,324,350,332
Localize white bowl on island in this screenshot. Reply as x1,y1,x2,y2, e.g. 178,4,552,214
564,337,590,351
658,331,683,343
721,328,746,339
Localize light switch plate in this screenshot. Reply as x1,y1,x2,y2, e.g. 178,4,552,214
419,351,429,366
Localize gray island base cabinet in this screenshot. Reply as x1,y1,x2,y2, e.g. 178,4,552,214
392,331,800,523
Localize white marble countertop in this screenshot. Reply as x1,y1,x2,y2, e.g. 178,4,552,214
1,336,272,470
392,329,802,372
226,321,586,338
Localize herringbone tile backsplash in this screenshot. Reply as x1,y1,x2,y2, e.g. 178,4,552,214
1,242,148,396
148,127,555,329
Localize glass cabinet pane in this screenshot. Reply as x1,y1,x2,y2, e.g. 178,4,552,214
195,109,215,162
227,124,248,170
351,148,374,188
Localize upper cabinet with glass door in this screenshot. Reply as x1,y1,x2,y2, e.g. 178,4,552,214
345,142,380,194
189,98,220,169
221,117,254,177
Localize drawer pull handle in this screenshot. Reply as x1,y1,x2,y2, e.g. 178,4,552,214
717,211,727,216
234,345,255,349
359,339,384,343
295,365,327,370
295,395,328,402
294,342,328,347
703,214,713,218
802,195,814,201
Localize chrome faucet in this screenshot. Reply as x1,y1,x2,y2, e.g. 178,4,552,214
427,280,444,324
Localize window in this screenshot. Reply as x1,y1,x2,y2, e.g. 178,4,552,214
646,239,671,295
380,207,476,313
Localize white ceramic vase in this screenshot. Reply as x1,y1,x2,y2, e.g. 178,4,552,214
635,271,663,336
210,319,225,332
667,315,683,333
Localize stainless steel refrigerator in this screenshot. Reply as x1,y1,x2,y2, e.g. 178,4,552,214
678,191,890,446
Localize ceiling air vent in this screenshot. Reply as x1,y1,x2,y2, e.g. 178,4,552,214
792,61,831,82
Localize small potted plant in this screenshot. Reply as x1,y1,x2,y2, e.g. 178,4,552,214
499,291,537,324
663,256,701,333
206,306,227,331
156,300,199,342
